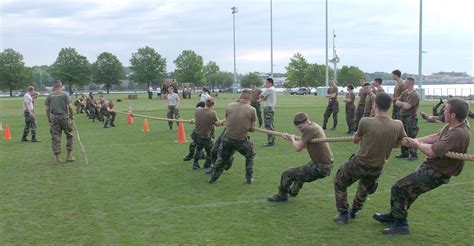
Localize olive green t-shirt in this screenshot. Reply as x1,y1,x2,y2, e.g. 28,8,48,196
251,88,262,103
327,85,338,101
375,86,385,95
427,121,471,176
393,79,406,103
364,92,375,117
193,108,218,137
224,102,256,140
301,122,334,164
399,90,420,116
357,86,369,107
44,91,71,114
345,91,355,108
355,116,407,167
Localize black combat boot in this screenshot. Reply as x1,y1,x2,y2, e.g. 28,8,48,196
382,218,410,235
334,212,349,224
267,193,288,202
349,208,360,219
373,212,396,224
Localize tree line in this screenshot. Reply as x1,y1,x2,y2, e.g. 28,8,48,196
0,47,371,97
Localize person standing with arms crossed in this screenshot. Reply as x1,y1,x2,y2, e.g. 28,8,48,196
395,78,420,161
391,70,405,120
323,78,339,130
250,81,263,128
260,78,277,147
22,86,41,143
45,80,74,164
344,84,356,134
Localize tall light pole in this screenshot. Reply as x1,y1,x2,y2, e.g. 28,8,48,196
418,0,423,89
232,6,239,90
270,0,273,78
325,0,329,87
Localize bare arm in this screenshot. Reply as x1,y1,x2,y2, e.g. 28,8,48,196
283,133,305,152
404,137,436,158
45,106,51,123
67,103,74,119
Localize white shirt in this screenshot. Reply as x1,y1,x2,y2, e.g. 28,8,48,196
200,92,210,102
261,86,276,108
167,93,180,106
157,87,161,94
23,93,34,112
148,87,153,93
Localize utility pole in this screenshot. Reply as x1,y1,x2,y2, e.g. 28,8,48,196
270,0,273,78
324,0,328,87
232,6,239,90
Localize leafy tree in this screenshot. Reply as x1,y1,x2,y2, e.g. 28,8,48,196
0,48,33,96
129,46,167,88
207,71,234,89
92,52,125,94
204,61,220,85
51,47,91,93
31,65,53,90
337,65,365,86
285,53,309,87
240,72,263,88
173,50,205,86
304,64,324,87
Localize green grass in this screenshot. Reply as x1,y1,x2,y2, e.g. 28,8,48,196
1,94,473,244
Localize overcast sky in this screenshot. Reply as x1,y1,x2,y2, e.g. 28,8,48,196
1,0,473,75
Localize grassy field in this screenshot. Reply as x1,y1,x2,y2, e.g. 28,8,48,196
0,93,473,244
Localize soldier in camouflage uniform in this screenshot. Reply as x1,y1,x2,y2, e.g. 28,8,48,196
183,102,206,161
395,78,420,161
208,89,256,184
267,112,333,202
344,84,356,134
323,78,339,130
191,98,223,170
45,80,74,164
354,78,370,131
166,87,180,130
391,70,405,120
260,78,277,146
101,99,116,128
334,93,407,224
250,81,263,128
22,86,41,143
374,98,470,235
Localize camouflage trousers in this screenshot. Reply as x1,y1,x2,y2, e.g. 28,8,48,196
191,132,213,168
167,106,180,127
334,155,382,213
22,111,37,139
50,114,73,155
279,161,332,196
323,100,339,128
101,109,116,127
392,105,401,120
390,163,450,219
354,104,365,131
251,101,263,127
213,136,256,180
210,128,226,165
264,106,275,144
345,104,355,132
400,115,419,157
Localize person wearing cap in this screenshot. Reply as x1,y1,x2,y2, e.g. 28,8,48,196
322,78,339,130
354,77,370,132
267,112,334,202
208,89,256,184
333,92,407,224
22,85,41,143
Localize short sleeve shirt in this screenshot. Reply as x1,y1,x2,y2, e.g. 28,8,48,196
44,91,71,114
355,116,407,167
23,93,33,112
427,121,471,176
399,90,420,116
261,86,276,108
200,92,210,102
301,122,334,164
224,102,256,140
345,91,355,107
393,80,406,101
364,92,375,117
358,86,369,107
193,108,218,137
327,86,338,101
167,93,179,106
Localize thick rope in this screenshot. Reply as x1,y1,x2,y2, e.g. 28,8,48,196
114,110,194,124
71,120,89,165
251,127,474,161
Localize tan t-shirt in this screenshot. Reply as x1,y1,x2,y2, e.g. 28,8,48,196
327,85,338,101
193,108,218,137
301,122,334,164
355,116,407,167
358,86,369,107
375,86,385,95
393,79,406,103
345,91,355,107
399,90,420,116
427,121,471,176
224,102,256,140
364,92,375,117
251,88,262,103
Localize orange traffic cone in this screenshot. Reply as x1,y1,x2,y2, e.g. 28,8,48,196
127,113,134,125
142,118,150,132
3,124,11,140
176,121,187,143
0,122,3,131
